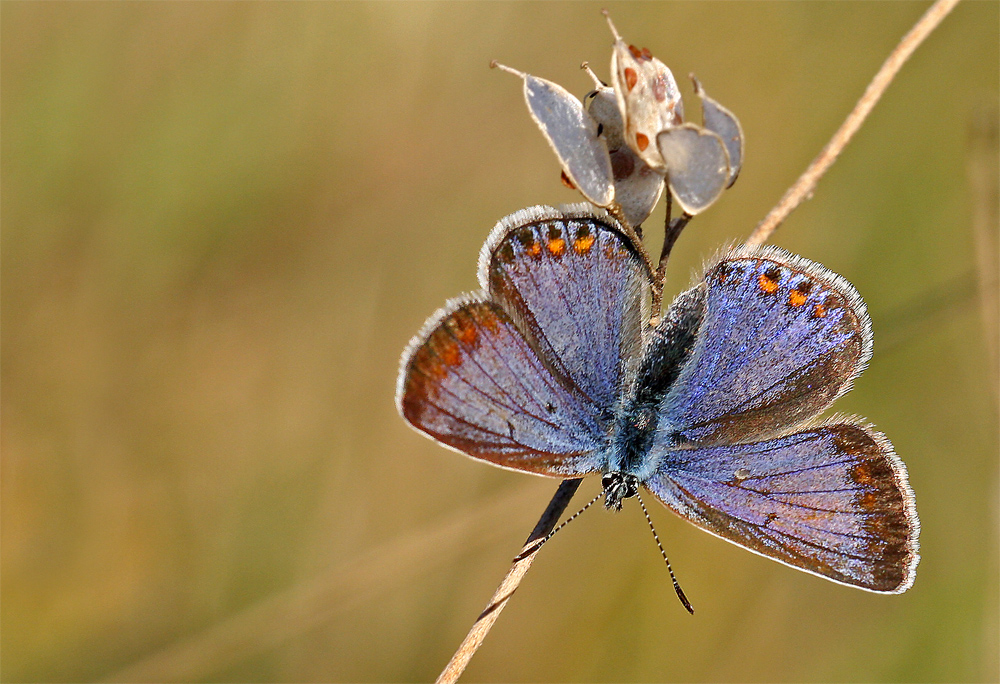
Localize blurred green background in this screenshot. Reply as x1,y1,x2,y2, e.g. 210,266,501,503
2,2,997,682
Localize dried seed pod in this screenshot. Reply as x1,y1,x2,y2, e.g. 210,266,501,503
657,123,730,215
692,75,744,187
605,11,683,171
583,64,664,227
492,61,614,208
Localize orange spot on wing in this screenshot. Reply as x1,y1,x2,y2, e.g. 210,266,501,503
547,237,566,256
852,462,874,486
455,320,478,346
573,233,596,255
418,354,447,382
527,240,542,257
758,271,780,294
628,44,642,59
439,339,461,367
789,290,808,307
477,307,501,333
635,132,649,151
624,67,638,91
813,303,828,318
416,330,458,384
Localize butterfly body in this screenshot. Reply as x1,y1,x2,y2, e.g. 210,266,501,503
398,204,918,594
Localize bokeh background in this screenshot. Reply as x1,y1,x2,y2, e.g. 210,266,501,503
3,2,997,682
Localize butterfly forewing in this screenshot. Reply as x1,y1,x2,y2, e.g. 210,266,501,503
397,295,605,476
660,247,872,445
645,422,919,593
480,205,650,412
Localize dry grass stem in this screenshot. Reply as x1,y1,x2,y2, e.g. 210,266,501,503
745,0,961,248
435,479,583,684
967,105,999,400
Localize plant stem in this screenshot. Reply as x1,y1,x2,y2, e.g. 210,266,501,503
745,0,961,248
435,479,584,684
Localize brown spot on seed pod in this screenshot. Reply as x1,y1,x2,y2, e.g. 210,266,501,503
624,67,638,91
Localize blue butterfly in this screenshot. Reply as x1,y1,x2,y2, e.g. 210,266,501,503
397,204,919,595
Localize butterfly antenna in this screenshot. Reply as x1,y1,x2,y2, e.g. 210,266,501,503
517,489,604,560
545,489,604,543
636,490,695,614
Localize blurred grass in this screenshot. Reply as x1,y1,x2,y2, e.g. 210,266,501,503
1,2,997,682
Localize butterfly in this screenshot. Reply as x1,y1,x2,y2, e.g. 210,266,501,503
396,204,919,594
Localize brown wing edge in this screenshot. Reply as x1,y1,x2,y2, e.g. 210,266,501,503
395,290,490,428
806,418,920,594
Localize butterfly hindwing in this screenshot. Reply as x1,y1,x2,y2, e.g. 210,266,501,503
645,421,919,593
480,205,650,412
660,246,873,445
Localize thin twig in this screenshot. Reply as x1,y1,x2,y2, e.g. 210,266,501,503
607,200,658,282
649,191,673,325
745,0,961,248
435,479,584,684
966,104,999,401
438,3,960,680
650,213,692,325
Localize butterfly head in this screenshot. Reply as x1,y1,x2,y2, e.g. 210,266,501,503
602,472,639,511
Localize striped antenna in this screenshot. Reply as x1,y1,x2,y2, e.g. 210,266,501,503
637,490,695,614
516,489,604,561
